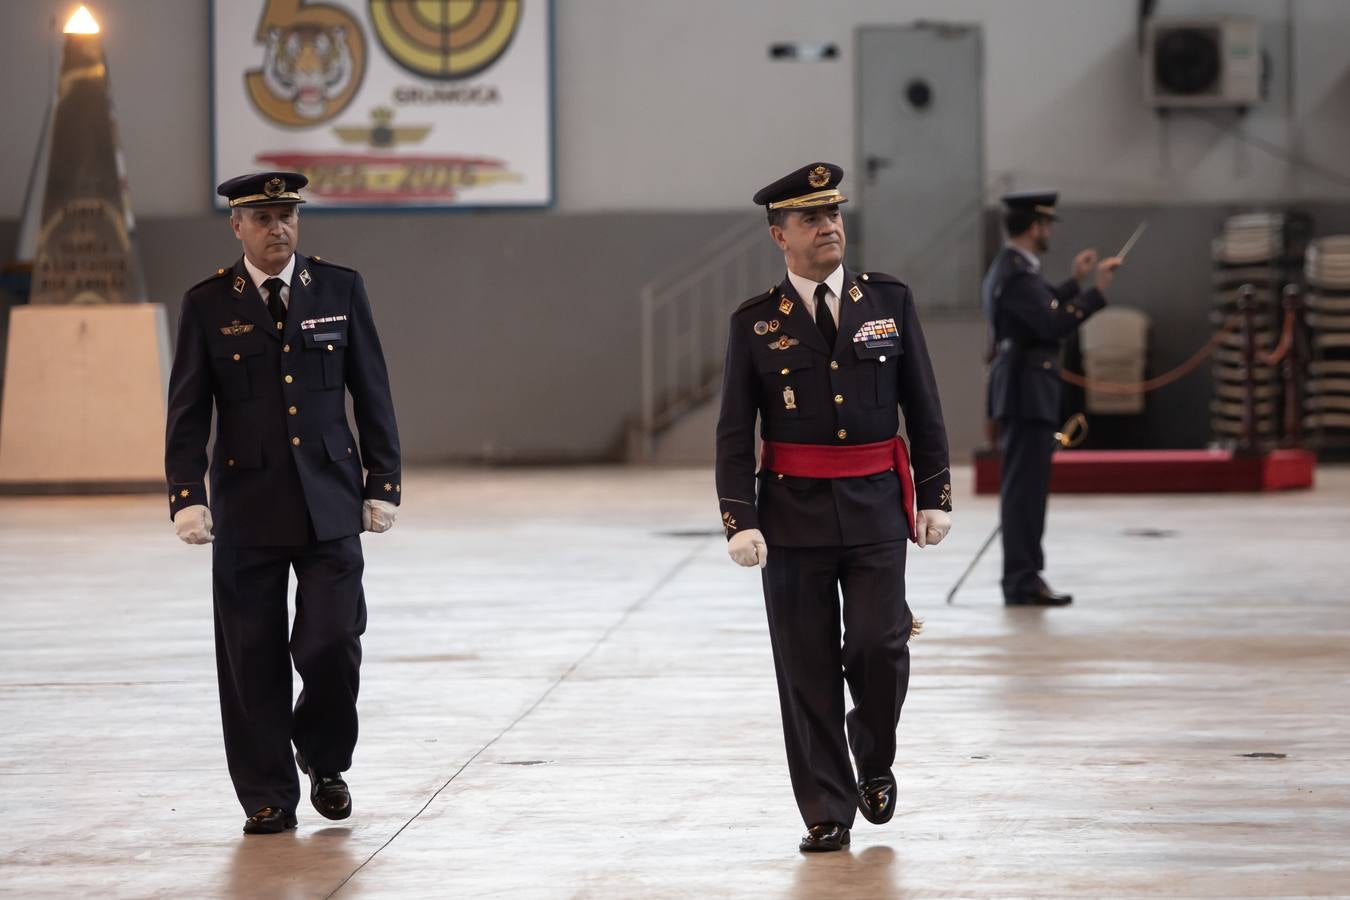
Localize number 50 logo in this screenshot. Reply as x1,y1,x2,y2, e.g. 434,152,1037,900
244,1,522,128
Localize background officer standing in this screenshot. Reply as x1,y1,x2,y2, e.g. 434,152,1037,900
983,191,1119,606
165,172,401,834
716,163,952,853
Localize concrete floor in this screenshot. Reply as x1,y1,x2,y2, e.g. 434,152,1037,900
1,465,1348,899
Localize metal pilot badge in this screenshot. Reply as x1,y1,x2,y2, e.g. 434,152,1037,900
219,320,254,336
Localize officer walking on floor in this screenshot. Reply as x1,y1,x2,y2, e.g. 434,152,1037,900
165,171,402,834
715,163,953,853
984,191,1119,606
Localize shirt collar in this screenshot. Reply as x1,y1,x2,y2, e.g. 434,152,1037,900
242,253,296,292
786,263,845,305
1007,243,1041,273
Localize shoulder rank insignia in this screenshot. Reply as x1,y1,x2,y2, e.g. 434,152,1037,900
778,297,793,315
232,275,246,294
220,320,254,336
848,284,863,302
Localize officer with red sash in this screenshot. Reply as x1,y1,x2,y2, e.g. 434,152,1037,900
715,162,953,853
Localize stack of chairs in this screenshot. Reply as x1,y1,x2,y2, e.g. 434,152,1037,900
1209,213,1296,445
1304,236,1350,454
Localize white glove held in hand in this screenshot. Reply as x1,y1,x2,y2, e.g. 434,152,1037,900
363,499,398,533
916,509,951,549
174,505,214,544
727,528,768,568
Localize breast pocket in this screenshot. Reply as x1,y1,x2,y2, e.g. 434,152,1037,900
209,334,265,403
758,349,815,419
852,340,901,409
303,328,348,391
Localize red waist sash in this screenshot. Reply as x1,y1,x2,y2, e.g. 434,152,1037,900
760,437,917,542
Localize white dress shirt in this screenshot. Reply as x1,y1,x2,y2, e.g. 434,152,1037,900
786,263,844,326
242,253,295,309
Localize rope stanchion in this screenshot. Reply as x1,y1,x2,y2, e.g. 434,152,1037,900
1055,308,1295,397
1057,316,1240,396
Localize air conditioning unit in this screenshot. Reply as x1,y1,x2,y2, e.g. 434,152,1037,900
1144,17,1262,109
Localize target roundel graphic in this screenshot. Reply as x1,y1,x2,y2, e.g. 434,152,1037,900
369,1,523,81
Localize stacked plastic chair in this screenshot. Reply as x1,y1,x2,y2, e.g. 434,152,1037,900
1209,213,1298,445
1304,236,1350,454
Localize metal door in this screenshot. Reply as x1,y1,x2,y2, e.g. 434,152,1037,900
856,24,983,310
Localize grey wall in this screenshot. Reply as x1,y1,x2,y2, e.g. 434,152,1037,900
136,210,747,462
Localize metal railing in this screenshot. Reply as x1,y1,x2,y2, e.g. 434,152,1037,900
632,218,783,460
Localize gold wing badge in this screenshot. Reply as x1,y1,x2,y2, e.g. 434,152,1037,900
220,320,254,336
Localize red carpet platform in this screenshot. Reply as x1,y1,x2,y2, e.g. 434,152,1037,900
973,448,1316,495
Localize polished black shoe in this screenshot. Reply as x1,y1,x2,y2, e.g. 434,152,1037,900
1005,586,1073,606
858,772,897,825
799,822,851,853
296,751,352,820
242,806,297,835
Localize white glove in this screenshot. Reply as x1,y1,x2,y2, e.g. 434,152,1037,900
363,499,398,533
916,509,951,549
727,528,768,568
173,505,214,544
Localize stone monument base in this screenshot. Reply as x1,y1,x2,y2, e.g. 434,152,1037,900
0,304,169,494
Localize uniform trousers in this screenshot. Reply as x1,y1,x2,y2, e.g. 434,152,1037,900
998,418,1057,597
211,534,366,814
761,540,912,827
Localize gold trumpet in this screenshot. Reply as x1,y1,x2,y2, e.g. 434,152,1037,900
1056,412,1089,449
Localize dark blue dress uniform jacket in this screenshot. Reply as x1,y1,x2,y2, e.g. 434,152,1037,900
983,247,1106,424
165,254,401,547
715,268,951,548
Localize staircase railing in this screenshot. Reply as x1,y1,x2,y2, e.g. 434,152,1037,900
632,217,782,460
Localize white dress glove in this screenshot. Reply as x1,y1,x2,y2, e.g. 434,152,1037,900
363,499,398,533
173,505,214,544
916,509,951,549
727,528,768,568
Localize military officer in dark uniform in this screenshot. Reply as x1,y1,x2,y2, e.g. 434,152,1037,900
983,191,1118,606
715,163,953,853
164,172,401,834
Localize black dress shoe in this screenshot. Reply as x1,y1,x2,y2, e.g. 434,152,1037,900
799,822,851,853
1005,586,1073,606
296,751,352,820
242,806,297,835
858,772,896,825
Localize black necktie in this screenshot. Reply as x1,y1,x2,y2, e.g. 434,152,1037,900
263,277,286,331
814,283,837,347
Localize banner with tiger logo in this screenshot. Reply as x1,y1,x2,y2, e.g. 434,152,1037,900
211,0,551,208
